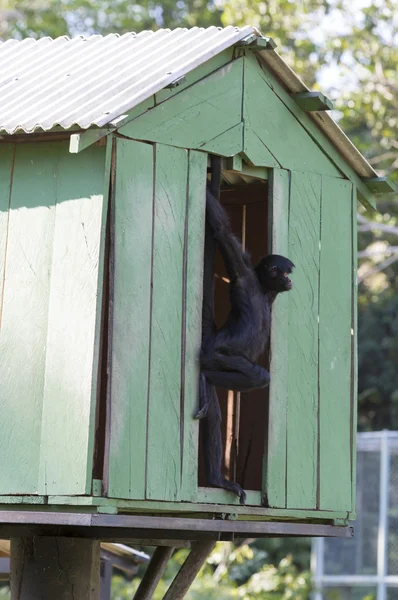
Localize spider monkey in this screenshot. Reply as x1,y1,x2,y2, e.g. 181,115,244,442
197,158,294,505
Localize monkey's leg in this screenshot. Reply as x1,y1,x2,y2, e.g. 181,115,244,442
195,372,210,419
202,353,270,392
202,381,246,505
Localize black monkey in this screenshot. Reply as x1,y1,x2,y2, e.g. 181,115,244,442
197,180,294,504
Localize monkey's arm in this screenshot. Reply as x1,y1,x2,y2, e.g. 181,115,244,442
206,189,251,281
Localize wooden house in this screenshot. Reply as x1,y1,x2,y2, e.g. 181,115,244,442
0,25,393,598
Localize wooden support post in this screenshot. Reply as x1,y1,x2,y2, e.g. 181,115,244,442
162,541,215,600
10,536,101,599
134,546,174,600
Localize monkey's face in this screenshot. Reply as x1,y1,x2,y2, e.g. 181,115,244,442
268,267,293,292
255,254,294,294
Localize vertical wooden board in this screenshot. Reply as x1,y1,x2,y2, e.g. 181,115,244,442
146,144,188,501
318,177,352,511
0,143,59,493
38,144,106,495
243,55,341,178
351,188,358,513
266,169,290,507
286,171,321,509
0,144,14,323
181,150,207,502
107,139,154,500
120,59,244,151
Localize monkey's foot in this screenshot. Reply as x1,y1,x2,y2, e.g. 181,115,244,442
208,478,246,505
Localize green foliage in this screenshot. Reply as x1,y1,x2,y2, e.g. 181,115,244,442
111,544,311,600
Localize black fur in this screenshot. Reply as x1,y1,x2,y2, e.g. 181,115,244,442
197,183,294,505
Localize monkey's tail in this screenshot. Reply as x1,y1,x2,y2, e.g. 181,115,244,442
200,373,246,505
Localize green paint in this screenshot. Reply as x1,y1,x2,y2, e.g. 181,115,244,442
293,92,334,112
154,49,234,105
250,55,375,208
200,122,243,156
0,144,14,326
351,190,358,513
38,143,106,495
197,489,262,507
266,169,290,508
243,56,341,178
287,171,321,509
243,127,281,167
108,139,154,500
318,177,352,511
181,151,207,502
146,144,188,501
0,142,59,494
120,59,243,151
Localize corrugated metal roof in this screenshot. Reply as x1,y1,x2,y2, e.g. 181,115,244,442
0,26,254,134
0,26,379,181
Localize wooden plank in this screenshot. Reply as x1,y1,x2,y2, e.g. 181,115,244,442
120,59,243,151
0,143,59,494
286,171,321,509
319,177,353,511
362,176,395,195
243,127,281,167
293,92,334,112
0,144,14,327
146,144,188,501
181,150,207,502
69,128,111,153
266,169,290,508
200,123,243,156
351,187,358,513
107,139,154,500
38,143,106,495
250,53,376,209
155,48,234,105
243,55,341,178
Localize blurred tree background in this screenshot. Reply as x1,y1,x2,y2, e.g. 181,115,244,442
0,0,396,597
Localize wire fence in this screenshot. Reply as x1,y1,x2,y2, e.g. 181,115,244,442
312,431,398,600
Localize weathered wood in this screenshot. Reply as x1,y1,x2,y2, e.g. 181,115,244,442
200,122,244,156
10,536,100,599
134,546,174,600
319,177,353,511
266,168,290,508
362,176,395,195
108,139,154,500
286,171,321,509
155,48,234,106
252,52,376,208
163,541,215,600
38,143,106,495
0,144,14,327
243,127,281,167
120,59,243,151
0,143,59,494
181,150,207,502
293,91,334,112
351,187,358,513
243,55,341,177
146,144,188,501
69,128,111,153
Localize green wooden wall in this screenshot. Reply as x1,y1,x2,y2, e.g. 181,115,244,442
0,141,107,495
0,44,358,517
267,168,356,513
107,138,207,502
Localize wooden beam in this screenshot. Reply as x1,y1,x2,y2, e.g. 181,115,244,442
237,35,276,50
293,92,334,112
162,541,215,600
134,547,174,600
69,128,111,153
363,176,395,195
